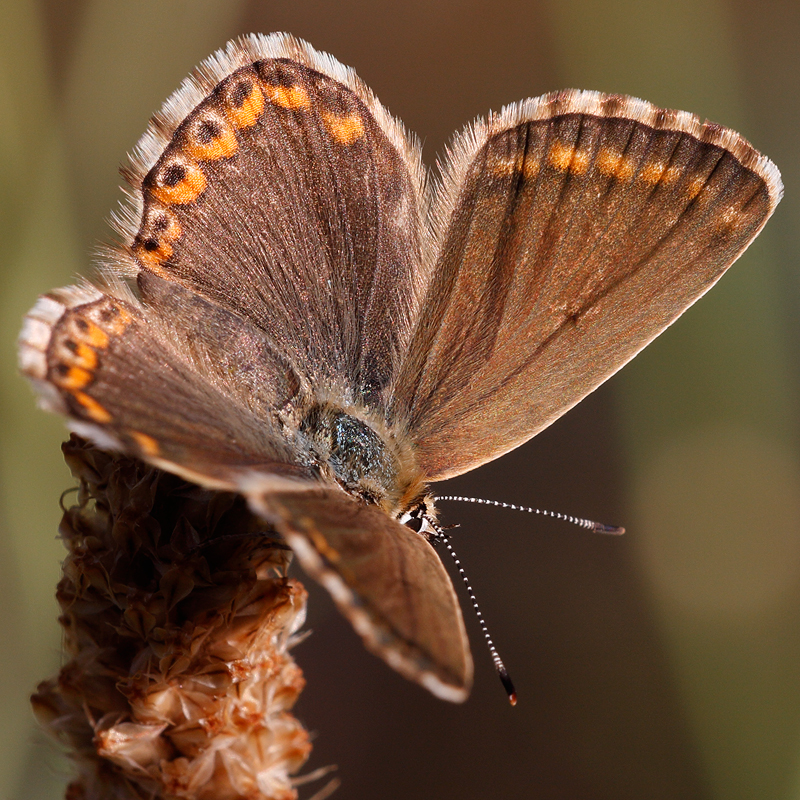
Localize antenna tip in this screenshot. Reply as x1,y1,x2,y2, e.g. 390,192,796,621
499,667,517,706
592,523,626,535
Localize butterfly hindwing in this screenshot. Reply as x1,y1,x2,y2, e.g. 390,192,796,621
392,91,782,481
127,33,428,405
19,284,309,488
19,280,472,700
249,484,473,702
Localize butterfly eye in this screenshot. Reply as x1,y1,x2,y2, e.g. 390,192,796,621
399,501,429,533
403,514,424,533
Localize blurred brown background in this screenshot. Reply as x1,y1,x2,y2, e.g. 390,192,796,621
1,1,798,798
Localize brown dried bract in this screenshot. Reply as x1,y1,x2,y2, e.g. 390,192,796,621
32,436,311,800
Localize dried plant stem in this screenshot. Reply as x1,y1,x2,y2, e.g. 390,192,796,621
32,436,311,800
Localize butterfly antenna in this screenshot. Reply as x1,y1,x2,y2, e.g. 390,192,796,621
436,496,625,535
426,515,517,706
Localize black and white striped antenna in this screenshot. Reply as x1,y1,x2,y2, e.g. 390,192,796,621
426,496,624,704
436,496,625,535
425,514,518,706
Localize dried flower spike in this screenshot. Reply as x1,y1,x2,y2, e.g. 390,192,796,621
32,436,311,800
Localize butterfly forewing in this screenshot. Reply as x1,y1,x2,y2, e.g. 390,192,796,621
393,92,782,481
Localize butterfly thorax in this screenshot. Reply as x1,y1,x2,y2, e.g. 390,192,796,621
297,402,425,515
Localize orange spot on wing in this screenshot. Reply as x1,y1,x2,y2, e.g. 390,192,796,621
662,165,682,185
488,153,541,180
129,430,160,456
639,161,667,185
136,240,174,269
548,140,574,172
94,303,133,336
264,84,311,110
309,528,341,564
547,141,591,175
151,163,207,205
59,366,93,390
70,341,98,370
322,111,365,145
82,320,109,350
686,176,706,200
523,156,541,179
226,84,265,128
639,159,684,187
186,126,238,161
490,157,520,178
596,147,635,181
107,305,133,335
159,212,182,242
570,149,591,175
74,391,112,423
134,211,182,270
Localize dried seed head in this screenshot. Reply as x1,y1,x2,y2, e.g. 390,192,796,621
33,436,311,800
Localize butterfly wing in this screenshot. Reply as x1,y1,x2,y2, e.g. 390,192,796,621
392,91,783,481
249,484,472,702
18,283,310,488
125,33,428,404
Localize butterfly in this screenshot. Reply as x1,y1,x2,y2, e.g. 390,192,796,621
18,33,781,702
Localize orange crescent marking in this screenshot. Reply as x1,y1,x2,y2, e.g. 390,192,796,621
74,391,112,423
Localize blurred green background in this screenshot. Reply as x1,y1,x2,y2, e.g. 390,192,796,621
1,1,798,798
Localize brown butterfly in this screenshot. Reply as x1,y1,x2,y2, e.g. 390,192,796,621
18,33,782,702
